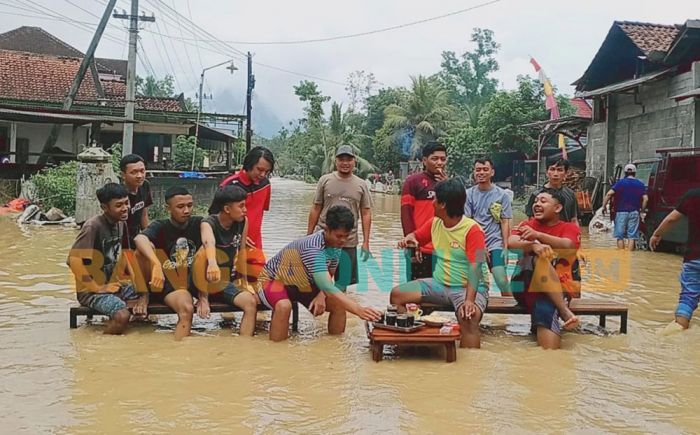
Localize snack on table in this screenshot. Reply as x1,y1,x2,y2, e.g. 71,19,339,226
420,315,450,325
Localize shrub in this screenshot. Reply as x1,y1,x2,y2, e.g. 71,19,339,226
30,161,78,215
173,135,207,170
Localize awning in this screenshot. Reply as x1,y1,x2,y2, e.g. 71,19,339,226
670,88,700,102
0,107,134,124
575,69,672,99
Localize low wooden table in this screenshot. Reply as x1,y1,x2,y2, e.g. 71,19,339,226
367,323,461,363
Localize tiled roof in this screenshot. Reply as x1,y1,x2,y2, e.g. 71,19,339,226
0,49,98,103
0,26,126,75
615,21,681,55
0,50,183,113
570,98,592,118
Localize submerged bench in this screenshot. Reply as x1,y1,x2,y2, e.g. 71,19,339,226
422,296,628,333
69,302,300,331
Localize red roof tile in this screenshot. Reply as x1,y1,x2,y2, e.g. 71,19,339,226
570,98,592,118
616,21,681,55
100,79,184,112
0,49,98,103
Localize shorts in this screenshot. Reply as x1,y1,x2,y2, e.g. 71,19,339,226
676,259,700,320
613,211,640,240
417,278,488,315
208,281,246,306
488,248,506,269
407,250,434,281
529,296,563,336
149,275,196,303
77,284,140,318
335,247,358,288
257,280,319,310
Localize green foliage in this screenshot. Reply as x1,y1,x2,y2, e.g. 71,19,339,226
172,135,207,170
136,75,176,97
109,142,122,174
30,161,78,215
444,122,486,177
294,80,330,126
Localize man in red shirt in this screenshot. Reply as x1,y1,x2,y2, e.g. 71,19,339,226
509,188,581,349
400,141,447,280
219,146,275,281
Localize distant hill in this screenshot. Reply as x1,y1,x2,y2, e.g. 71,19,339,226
210,88,284,138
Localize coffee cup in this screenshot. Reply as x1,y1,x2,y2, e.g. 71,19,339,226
385,311,397,326
396,314,408,328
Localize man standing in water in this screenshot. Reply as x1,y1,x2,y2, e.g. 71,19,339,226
651,188,700,333
120,154,152,248
68,183,148,334
525,159,578,224
509,189,581,349
401,141,447,279
259,205,382,342
219,146,275,282
465,156,513,296
602,163,648,250
134,186,202,340
307,145,373,290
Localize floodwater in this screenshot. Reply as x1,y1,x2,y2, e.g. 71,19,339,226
1,177,699,434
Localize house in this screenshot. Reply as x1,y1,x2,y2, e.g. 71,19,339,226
0,27,245,178
574,20,700,180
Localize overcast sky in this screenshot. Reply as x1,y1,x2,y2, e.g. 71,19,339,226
1,0,698,134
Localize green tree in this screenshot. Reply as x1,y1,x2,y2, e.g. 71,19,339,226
382,75,453,158
294,80,330,126
172,135,206,170
438,28,500,125
136,75,175,97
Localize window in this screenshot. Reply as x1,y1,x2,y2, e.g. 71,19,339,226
593,97,607,123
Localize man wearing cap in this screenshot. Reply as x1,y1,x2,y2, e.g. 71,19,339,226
307,145,373,290
602,163,648,250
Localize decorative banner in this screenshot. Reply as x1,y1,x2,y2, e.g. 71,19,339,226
530,57,560,120
558,133,568,159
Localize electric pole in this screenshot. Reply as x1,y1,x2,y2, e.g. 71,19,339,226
114,1,155,157
246,52,254,152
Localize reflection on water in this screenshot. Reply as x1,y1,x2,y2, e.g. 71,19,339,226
1,177,698,433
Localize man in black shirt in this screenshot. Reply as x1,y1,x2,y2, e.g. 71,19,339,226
135,186,201,340
120,154,153,248
525,159,579,224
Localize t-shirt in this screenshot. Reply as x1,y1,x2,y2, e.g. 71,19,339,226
124,180,153,248
526,185,578,222
219,170,271,249
414,216,486,287
401,171,437,253
677,188,700,262
141,216,203,288
259,231,341,293
612,177,646,212
313,172,372,247
203,215,245,277
511,218,581,311
465,184,513,251
68,214,125,300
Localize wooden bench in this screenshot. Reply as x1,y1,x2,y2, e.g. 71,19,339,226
422,296,628,333
69,302,300,331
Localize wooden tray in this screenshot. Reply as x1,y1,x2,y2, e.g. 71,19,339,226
371,321,426,333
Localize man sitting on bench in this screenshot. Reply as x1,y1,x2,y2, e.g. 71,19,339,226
68,183,147,334
508,189,581,349
257,205,382,341
134,186,202,340
390,178,488,349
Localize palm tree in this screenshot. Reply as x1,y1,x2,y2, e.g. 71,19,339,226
382,75,453,158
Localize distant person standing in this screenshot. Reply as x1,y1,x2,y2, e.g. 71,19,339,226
400,141,447,279
120,154,152,248
219,146,275,281
602,163,648,250
465,157,513,296
526,158,578,224
651,188,700,333
307,145,372,290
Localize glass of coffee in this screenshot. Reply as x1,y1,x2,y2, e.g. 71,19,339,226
385,311,397,326
396,314,408,328
386,304,398,313
406,314,415,327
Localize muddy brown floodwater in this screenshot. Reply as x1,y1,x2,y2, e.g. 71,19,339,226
1,177,699,434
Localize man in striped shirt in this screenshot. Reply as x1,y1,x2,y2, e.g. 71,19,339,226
258,205,382,341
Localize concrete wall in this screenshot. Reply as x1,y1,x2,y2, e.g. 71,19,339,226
0,121,90,164
586,61,699,179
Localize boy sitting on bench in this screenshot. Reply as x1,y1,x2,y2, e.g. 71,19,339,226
508,188,581,349
68,183,147,334
390,178,488,349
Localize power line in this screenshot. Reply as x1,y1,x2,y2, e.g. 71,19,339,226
171,0,199,82
146,0,503,45
185,0,203,70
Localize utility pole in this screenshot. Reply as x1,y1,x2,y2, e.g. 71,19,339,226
245,52,255,152
114,1,155,157
37,0,117,166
